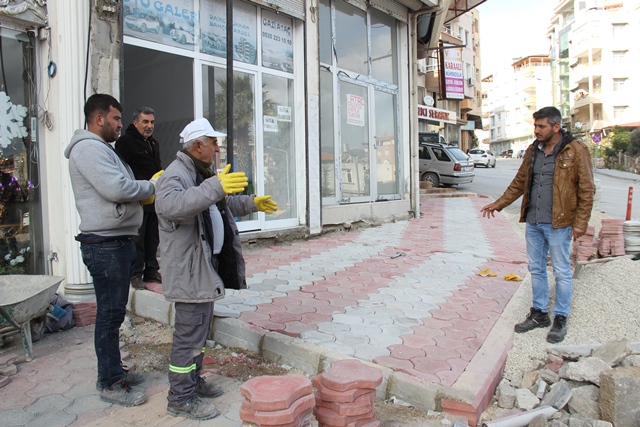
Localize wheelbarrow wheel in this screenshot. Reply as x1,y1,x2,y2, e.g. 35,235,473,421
30,316,46,343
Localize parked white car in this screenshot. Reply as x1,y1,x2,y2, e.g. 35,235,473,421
171,28,195,45
468,148,496,168
124,15,160,34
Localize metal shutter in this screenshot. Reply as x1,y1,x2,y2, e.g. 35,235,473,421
251,0,306,20
370,0,409,22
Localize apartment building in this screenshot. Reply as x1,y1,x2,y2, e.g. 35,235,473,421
482,56,552,155
417,8,483,152
548,0,640,135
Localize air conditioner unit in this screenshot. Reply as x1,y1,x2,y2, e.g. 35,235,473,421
417,62,427,74
468,76,476,86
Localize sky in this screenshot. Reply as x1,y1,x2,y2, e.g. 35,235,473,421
475,0,557,77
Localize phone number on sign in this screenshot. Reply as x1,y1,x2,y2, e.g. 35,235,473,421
262,32,292,45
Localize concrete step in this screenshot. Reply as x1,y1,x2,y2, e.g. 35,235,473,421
420,187,457,194
421,192,477,198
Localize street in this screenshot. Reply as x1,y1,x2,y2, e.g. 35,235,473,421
461,158,640,221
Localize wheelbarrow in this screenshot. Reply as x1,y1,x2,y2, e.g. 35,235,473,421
0,275,65,361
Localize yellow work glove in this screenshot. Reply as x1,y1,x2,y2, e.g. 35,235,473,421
140,194,155,205
149,170,164,188
217,164,248,194
254,195,278,214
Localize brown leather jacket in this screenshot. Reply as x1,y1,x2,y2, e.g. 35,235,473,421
494,131,595,231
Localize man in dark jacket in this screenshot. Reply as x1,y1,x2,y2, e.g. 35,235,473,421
480,106,594,344
116,107,163,289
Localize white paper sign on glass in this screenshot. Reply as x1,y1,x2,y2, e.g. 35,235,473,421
346,94,365,127
261,9,293,73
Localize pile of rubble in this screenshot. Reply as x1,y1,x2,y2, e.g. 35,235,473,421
487,339,640,426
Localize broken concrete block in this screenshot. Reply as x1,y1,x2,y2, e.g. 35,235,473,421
536,380,548,399
591,339,631,367
587,421,613,427
547,353,564,373
0,364,17,376
559,357,611,386
620,354,640,367
509,372,523,389
549,421,566,427
539,368,560,384
541,379,573,410
522,371,540,389
600,366,640,427
529,414,549,427
496,379,517,409
568,414,588,426
515,388,540,410
549,344,595,360
567,385,599,421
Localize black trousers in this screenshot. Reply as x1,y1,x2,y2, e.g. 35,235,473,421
133,210,160,278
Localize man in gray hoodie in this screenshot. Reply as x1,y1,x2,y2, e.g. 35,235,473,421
64,94,156,407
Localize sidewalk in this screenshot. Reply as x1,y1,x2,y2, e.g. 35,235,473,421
0,196,529,426
594,167,640,183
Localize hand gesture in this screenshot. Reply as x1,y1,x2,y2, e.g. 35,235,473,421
217,164,248,194
254,195,278,214
480,203,499,219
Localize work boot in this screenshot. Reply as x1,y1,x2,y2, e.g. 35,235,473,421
130,276,145,290
99,378,146,407
194,375,224,398
514,307,551,333
96,370,146,391
143,271,162,284
167,395,220,420
547,315,568,343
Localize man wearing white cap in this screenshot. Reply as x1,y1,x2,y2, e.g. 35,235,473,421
155,118,277,420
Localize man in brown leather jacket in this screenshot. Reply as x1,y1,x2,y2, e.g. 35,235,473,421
481,106,594,343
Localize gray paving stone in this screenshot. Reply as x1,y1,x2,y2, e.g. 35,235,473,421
63,381,99,399
319,342,356,356
372,307,404,317
0,408,36,426
317,322,349,334
332,314,364,325
348,323,383,336
392,316,423,327
333,331,370,346
300,330,335,344
26,394,73,414
381,324,415,336
367,333,403,347
343,306,376,316
352,342,390,361
24,409,77,427
65,393,111,414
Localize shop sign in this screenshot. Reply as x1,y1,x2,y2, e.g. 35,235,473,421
261,9,294,73
443,46,464,100
200,0,258,64
417,105,457,124
123,0,195,51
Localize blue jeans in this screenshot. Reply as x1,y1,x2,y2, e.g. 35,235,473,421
526,223,573,317
80,239,135,388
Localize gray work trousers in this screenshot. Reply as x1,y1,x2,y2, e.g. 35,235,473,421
167,301,214,404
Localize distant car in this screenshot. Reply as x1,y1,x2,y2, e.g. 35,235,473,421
419,142,475,187
419,131,448,145
499,149,513,158
171,28,195,45
468,149,496,168
124,15,160,34
516,149,525,159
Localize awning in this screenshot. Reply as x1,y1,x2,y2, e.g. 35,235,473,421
445,0,487,23
467,113,483,130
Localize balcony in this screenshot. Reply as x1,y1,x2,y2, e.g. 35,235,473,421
570,63,602,87
571,21,603,57
523,96,537,107
461,99,475,112
573,89,601,109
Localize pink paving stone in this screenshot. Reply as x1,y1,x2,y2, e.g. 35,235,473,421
387,345,426,360
371,356,415,372
329,298,356,308
313,305,346,318
430,309,460,321
401,334,437,349
254,304,288,315
241,397,315,426
252,319,286,332
286,290,315,299
546,354,564,373
418,318,454,330
314,406,376,427
0,364,17,376
449,317,483,331
240,374,312,411
421,345,460,361
269,312,303,324
441,327,477,341
316,392,375,416
457,345,479,361
446,357,470,374
285,305,317,315
240,311,271,323
446,296,474,305
457,309,491,322
271,297,303,307
435,369,461,387
283,322,317,337
313,377,374,403
319,359,383,392
0,353,17,367
411,325,446,339
300,297,330,307
300,312,334,323
411,357,451,375
315,291,342,301
433,335,469,350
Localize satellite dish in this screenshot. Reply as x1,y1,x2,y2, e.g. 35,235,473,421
423,96,435,106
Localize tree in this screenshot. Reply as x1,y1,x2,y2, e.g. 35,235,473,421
628,128,640,157
603,126,629,159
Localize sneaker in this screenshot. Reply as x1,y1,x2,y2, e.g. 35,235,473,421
96,371,146,391
167,395,220,420
99,378,146,407
143,271,162,284
547,315,568,343
130,276,145,290
194,375,224,398
514,307,551,333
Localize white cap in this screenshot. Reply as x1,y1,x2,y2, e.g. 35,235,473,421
179,118,226,143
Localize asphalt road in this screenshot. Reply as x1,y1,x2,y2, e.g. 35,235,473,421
461,158,639,221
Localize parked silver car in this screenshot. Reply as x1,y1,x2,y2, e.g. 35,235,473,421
468,148,496,168
419,143,475,187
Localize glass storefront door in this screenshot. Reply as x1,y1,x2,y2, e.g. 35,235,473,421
0,27,44,274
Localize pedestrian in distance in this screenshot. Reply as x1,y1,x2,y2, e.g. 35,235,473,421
115,107,164,290
480,106,595,343
64,94,162,406
154,118,278,420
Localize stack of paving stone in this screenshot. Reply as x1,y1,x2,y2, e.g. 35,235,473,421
72,299,97,326
623,220,640,254
598,219,626,257
0,352,17,388
571,225,597,261
313,359,382,427
239,374,315,427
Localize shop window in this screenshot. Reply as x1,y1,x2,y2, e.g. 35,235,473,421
123,45,194,168
123,0,195,51
370,8,397,84
0,28,43,274
319,0,332,65
334,1,367,75
320,70,335,198
200,0,257,64
261,9,293,73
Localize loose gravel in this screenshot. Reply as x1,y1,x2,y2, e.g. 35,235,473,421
499,207,640,380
